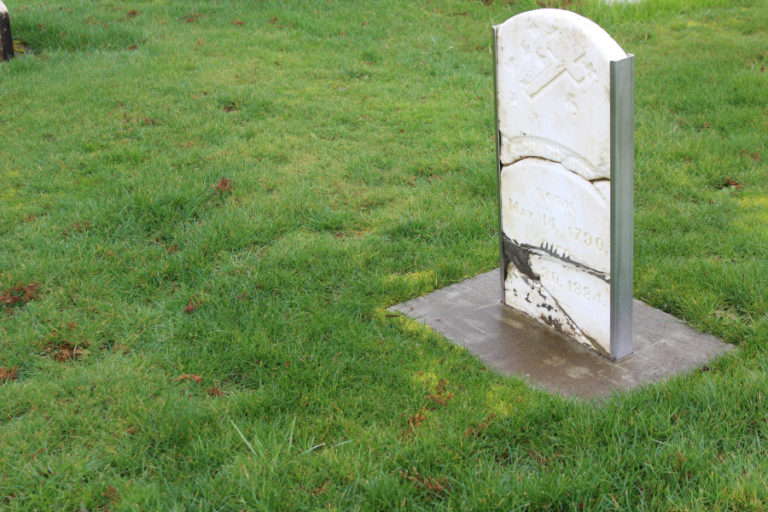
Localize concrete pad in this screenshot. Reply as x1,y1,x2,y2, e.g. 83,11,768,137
389,269,733,399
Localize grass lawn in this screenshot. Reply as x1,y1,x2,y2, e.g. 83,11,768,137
1,0,767,509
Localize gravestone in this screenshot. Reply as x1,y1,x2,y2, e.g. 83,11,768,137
0,1,13,61
494,9,634,360
389,9,733,398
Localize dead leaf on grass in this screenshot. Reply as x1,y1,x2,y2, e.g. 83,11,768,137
46,340,87,362
427,392,453,405
715,178,742,190
427,378,453,405
231,19,244,26
1,282,41,310
463,414,496,439
213,177,233,193
310,482,329,495
403,410,427,438
399,467,450,496
112,343,132,354
102,485,119,504
222,102,239,113
71,221,93,233
181,12,200,23
205,386,224,397
183,298,200,314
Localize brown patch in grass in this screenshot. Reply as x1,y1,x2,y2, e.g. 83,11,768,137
126,9,139,19
153,237,179,254
463,414,496,439
205,386,224,397
0,367,19,383
222,102,239,113
1,282,41,310
213,177,233,193
715,178,742,190
102,485,119,505
231,19,244,26
63,221,92,237
310,482,329,495
46,340,86,362
427,379,453,406
183,297,200,314
403,410,427,439
112,343,132,354
174,374,202,383
399,467,450,496
408,411,426,430
181,12,200,23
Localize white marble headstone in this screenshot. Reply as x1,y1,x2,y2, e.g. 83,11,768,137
495,9,629,357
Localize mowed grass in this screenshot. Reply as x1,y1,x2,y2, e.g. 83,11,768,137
1,0,767,509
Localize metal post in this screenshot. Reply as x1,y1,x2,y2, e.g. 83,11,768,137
609,55,635,361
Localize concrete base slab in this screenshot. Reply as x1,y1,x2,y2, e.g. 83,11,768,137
389,269,733,399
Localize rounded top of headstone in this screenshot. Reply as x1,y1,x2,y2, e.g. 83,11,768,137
495,9,628,180
496,9,625,61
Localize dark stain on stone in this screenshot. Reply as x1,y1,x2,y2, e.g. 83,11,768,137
502,234,538,282
541,314,564,332
521,241,610,283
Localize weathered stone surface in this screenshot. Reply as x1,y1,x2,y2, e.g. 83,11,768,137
495,9,628,355
500,158,610,273
496,9,625,180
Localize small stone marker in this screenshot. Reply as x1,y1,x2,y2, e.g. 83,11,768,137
0,0,13,61
494,9,634,360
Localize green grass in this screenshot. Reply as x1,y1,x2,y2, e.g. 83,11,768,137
1,0,767,509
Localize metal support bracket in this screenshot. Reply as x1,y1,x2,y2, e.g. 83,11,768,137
609,55,635,361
